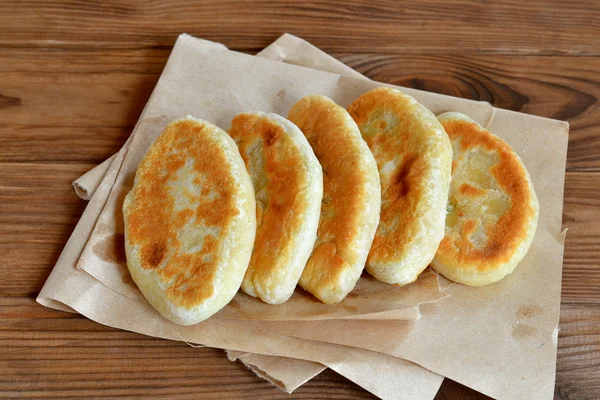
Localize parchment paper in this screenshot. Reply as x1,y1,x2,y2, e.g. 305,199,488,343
63,37,444,397
39,131,445,400
226,350,326,393
72,41,451,322
227,349,442,400
43,33,568,399
242,34,570,400
69,142,340,396
73,154,115,200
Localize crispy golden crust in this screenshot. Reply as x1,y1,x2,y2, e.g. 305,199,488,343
432,112,539,286
229,112,322,304
348,87,452,285
288,95,380,304
123,117,256,325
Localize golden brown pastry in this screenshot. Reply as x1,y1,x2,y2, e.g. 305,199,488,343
432,112,539,286
229,112,323,304
288,95,381,304
348,87,452,285
123,117,256,325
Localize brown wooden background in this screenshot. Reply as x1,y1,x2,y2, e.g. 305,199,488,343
1,1,599,399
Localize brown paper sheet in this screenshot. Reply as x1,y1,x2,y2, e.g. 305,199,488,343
226,350,326,393
229,348,443,400
73,44,448,322
40,36,446,399
93,34,567,398
73,154,116,200
46,33,568,399
238,34,570,399
38,164,443,400
66,44,437,398
225,347,443,400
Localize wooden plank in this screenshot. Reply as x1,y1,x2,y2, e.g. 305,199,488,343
556,304,600,400
0,1,598,55
563,172,600,304
1,1,597,398
1,299,598,399
0,163,91,297
0,301,373,399
1,48,599,169
0,48,164,164
0,65,157,164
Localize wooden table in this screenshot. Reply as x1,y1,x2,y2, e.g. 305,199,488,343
1,1,598,398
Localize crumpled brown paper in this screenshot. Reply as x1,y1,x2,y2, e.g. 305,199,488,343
43,33,568,400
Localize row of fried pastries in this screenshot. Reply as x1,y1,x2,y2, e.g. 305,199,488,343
123,87,539,325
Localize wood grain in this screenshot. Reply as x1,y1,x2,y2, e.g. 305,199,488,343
1,1,598,398
1,1,599,55
2,48,600,169
2,297,598,399
0,50,158,163
562,173,600,303
0,164,90,297
556,304,600,400
0,300,374,399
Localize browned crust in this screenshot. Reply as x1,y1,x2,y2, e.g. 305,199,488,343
438,118,537,270
288,95,373,285
348,87,432,264
228,113,309,282
124,119,240,308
